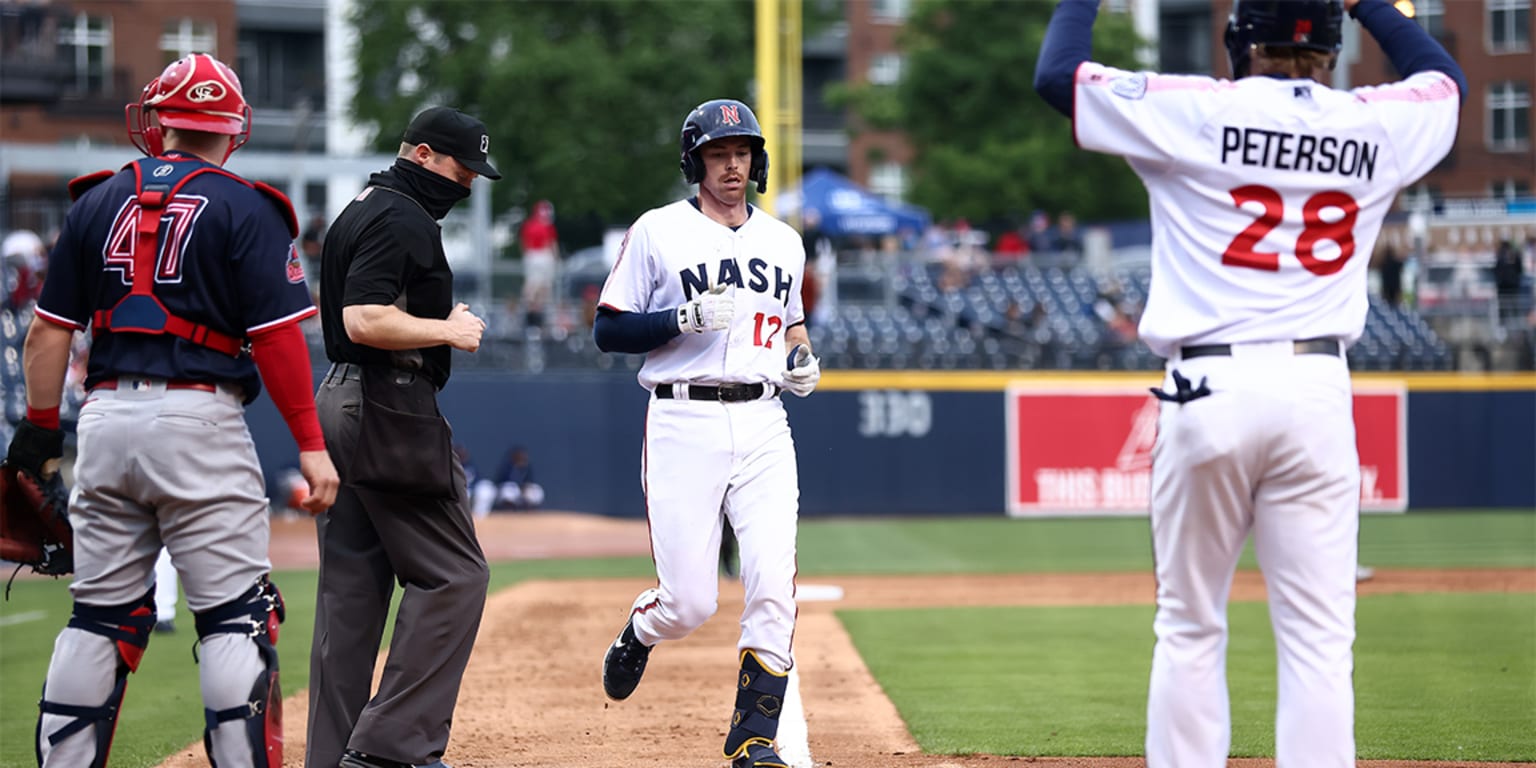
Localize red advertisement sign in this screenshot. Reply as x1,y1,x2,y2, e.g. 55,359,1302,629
1006,384,1407,516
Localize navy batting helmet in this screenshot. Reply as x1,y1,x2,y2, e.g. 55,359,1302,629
1224,0,1344,79
680,99,769,193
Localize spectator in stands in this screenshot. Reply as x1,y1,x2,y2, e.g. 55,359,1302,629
1026,210,1054,254
940,219,985,289
994,224,1028,261
519,200,559,329
801,209,834,326
923,222,952,264
1527,236,1536,328
1000,300,1027,339
1094,278,1139,345
1377,244,1404,307
1493,239,1526,322
1054,211,1084,256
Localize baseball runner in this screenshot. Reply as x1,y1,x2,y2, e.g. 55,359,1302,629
593,98,821,768
8,52,339,767
1035,1,1461,765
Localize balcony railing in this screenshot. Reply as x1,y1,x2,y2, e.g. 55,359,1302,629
0,58,69,103
49,66,135,117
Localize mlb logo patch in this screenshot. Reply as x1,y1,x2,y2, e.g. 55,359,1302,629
1293,19,1313,43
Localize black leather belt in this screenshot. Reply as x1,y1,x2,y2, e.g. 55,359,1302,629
654,383,773,402
325,362,365,383
1180,338,1341,359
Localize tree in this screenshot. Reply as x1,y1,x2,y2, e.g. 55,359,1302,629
839,0,1150,224
350,0,756,246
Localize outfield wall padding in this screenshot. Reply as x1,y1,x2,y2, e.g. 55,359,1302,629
246,371,1534,516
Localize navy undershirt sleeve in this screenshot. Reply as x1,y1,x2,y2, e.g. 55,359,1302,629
1034,0,1100,119
593,306,682,354
1351,0,1467,103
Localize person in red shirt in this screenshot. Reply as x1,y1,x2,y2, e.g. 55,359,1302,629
519,200,558,328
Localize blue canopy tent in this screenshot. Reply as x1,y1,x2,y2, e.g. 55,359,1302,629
777,167,930,237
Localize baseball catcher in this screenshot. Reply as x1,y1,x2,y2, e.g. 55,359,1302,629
1,419,73,589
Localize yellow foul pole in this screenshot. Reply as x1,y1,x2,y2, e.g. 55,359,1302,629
755,0,802,220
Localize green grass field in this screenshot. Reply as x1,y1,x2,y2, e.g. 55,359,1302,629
1,510,1531,767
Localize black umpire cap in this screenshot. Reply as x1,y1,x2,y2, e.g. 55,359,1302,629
403,106,502,180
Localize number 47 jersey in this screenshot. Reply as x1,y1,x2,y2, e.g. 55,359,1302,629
1071,63,1459,358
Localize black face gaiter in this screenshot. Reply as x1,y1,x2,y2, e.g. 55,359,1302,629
391,158,471,220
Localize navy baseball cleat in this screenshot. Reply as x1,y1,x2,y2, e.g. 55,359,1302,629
603,588,657,700
732,742,790,768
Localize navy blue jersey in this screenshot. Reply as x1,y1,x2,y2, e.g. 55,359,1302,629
36,152,316,402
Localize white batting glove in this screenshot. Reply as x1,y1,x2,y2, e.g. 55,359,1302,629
782,344,821,398
677,283,734,333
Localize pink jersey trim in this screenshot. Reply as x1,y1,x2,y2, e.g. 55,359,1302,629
247,305,317,335
1356,72,1459,103
1070,61,1087,149
1146,76,1239,93
34,307,85,332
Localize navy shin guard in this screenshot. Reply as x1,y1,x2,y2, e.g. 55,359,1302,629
195,576,285,768
723,649,788,760
36,590,156,768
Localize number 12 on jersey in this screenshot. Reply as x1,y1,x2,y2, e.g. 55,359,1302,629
1223,185,1359,276
752,312,783,348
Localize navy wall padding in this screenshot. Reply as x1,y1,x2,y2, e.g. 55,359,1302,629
1408,390,1536,508
244,371,1535,516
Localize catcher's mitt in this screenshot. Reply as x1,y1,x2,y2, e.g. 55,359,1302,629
1,463,73,584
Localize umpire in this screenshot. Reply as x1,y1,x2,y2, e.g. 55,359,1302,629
306,106,498,768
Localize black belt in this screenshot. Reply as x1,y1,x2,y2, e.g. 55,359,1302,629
325,362,365,383
1180,338,1341,359
654,383,774,402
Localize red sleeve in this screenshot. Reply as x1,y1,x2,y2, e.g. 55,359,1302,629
249,321,325,452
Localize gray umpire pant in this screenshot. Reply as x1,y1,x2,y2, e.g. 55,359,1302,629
305,364,489,768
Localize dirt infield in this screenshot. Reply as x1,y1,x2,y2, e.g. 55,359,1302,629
155,513,1534,768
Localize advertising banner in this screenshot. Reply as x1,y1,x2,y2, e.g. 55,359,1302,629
1006,384,1407,516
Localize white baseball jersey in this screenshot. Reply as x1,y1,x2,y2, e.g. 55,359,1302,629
1073,64,1460,357
598,199,807,389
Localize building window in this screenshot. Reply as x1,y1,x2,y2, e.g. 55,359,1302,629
868,53,903,86
869,162,907,203
1415,0,1446,37
160,18,218,62
871,0,910,22
55,12,111,96
1489,0,1531,51
235,30,326,111
1490,179,1531,200
1488,81,1531,150
1160,8,1214,75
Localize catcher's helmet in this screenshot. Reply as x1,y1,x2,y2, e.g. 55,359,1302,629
126,53,251,157
680,99,769,193
1224,0,1344,79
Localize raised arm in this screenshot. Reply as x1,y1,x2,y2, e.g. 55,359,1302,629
1348,0,1466,102
1033,0,1101,118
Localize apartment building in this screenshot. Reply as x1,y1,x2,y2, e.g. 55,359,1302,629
3,0,1528,234
0,0,326,234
